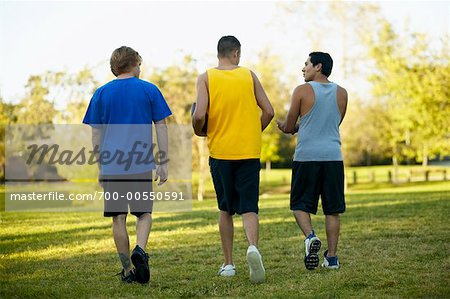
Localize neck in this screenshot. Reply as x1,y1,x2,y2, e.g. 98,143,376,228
116,73,135,79
217,58,238,70
313,74,329,83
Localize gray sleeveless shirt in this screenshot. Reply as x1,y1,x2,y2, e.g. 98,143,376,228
294,81,343,161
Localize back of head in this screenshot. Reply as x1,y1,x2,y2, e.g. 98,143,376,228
217,36,241,58
309,52,333,77
110,46,142,76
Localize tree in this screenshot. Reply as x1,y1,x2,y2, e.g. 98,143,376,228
277,1,382,85
0,96,18,179
401,40,450,165
15,75,57,125
367,21,450,166
147,55,198,125
57,67,98,123
341,98,391,166
146,56,207,200
251,50,291,173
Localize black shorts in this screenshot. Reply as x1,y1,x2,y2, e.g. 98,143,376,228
209,157,260,215
101,171,153,217
290,161,345,215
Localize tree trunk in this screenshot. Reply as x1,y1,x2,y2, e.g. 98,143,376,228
265,160,271,176
392,155,398,183
422,145,429,166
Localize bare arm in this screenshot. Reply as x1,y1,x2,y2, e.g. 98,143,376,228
251,71,274,131
277,85,302,134
91,127,102,170
155,119,168,185
192,73,208,136
337,86,348,125
90,127,103,186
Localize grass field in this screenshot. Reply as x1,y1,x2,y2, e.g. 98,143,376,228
194,167,450,198
1,172,450,298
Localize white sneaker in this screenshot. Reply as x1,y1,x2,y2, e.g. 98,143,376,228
322,250,340,269
304,235,321,256
246,245,265,283
304,233,321,270
218,264,236,277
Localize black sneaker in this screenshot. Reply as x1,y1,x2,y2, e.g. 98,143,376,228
116,269,135,283
131,245,150,283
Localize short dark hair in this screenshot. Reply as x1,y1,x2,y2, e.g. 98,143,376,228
309,52,333,77
217,36,241,57
110,46,142,76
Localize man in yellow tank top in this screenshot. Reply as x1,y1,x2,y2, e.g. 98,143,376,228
192,36,274,283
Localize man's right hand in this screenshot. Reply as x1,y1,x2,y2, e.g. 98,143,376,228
277,119,298,135
276,119,287,132
155,164,168,186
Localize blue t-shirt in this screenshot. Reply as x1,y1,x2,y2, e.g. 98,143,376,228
83,77,172,175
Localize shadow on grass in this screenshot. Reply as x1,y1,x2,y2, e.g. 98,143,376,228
2,190,449,258
1,226,349,298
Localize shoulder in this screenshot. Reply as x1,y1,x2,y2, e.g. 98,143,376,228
294,83,312,94
91,83,109,99
246,68,256,78
136,78,155,88
291,84,313,102
97,80,115,91
247,69,260,84
336,84,348,99
135,78,162,93
198,71,207,80
197,72,208,83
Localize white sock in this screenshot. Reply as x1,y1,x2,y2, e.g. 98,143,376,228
248,244,258,251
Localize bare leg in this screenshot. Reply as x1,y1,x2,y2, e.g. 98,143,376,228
136,212,152,250
325,214,340,256
242,212,259,246
293,210,314,237
219,211,234,265
113,214,132,273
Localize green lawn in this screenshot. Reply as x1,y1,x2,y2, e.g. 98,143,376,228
1,179,450,298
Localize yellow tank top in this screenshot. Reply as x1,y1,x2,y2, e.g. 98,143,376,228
206,67,261,160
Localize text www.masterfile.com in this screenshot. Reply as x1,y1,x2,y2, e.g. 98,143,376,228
8,191,185,201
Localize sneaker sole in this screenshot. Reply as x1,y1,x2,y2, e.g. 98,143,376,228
131,253,150,283
305,239,321,270
322,263,339,270
247,251,265,283
304,253,319,270
308,239,321,255
218,270,236,277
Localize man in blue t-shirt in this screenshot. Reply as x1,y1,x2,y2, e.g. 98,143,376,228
83,46,172,284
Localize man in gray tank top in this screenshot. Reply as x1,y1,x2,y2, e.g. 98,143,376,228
277,52,348,270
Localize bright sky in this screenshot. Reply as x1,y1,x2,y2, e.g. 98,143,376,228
0,1,448,104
